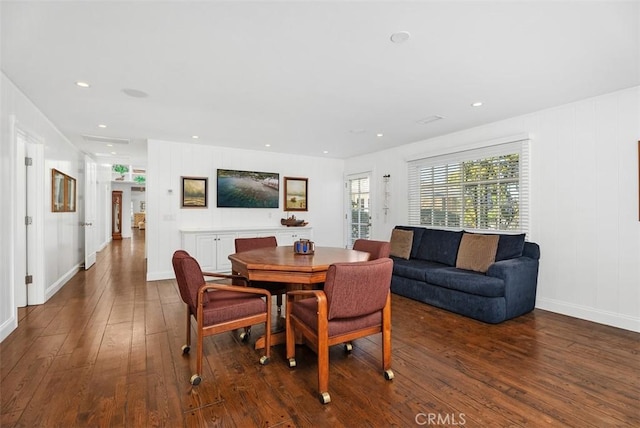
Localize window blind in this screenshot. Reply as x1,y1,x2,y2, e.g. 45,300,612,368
408,139,530,234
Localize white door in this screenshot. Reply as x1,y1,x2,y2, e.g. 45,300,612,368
14,123,44,306
15,131,28,307
84,156,97,269
346,173,372,248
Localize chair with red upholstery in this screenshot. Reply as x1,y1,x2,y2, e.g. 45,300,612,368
353,239,391,260
172,250,271,385
234,236,288,315
285,257,394,404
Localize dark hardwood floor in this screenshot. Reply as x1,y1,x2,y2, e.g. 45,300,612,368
1,229,639,427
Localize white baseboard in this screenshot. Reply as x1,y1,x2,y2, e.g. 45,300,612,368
146,271,175,281
45,263,81,301
536,297,640,333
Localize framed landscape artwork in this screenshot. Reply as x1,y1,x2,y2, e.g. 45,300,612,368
181,177,208,208
284,177,308,211
216,169,279,208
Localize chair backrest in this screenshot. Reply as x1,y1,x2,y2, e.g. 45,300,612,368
172,250,207,311
235,236,277,253
323,258,393,320
353,239,391,260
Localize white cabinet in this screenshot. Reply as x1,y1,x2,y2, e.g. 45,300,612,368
181,232,236,272
276,229,312,246
180,226,312,272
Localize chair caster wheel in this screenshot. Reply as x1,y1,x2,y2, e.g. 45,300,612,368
181,345,190,354
190,374,202,385
239,329,250,342
319,392,331,404
288,358,296,368
384,369,394,380
259,355,270,365
344,343,353,353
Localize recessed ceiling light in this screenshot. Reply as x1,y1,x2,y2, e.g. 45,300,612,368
265,144,271,147
122,88,149,98
377,133,384,137
107,144,113,147
98,124,107,128
191,135,199,139
390,31,411,44
75,81,90,88
111,151,117,155
471,102,483,107
323,150,329,154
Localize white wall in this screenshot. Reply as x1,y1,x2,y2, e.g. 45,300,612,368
1,73,87,342
146,139,345,280
1,74,15,341
346,86,640,332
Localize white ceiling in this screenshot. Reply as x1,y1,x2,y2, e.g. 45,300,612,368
2,1,638,167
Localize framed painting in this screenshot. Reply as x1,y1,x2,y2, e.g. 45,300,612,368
181,177,208,208
284,177,308,211
216,169,279,208
51,168,76,212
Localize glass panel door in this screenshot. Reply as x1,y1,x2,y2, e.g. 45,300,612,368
347,174,371,248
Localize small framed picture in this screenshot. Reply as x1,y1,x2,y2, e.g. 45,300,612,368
284,177,308,211
181,176,208,208
51,168,77,212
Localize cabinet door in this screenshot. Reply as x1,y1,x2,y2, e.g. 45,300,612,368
216,233,237,271
194,234,217,271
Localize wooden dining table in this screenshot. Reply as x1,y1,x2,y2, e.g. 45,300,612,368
228,245,371,348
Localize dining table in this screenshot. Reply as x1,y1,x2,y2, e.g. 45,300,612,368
228,245,371,348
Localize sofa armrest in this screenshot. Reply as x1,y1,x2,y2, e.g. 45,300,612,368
487,257,539,318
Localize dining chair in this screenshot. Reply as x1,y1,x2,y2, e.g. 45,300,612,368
352,239,391,260
172,250,271,385
285,257,394,404
234,236,288,316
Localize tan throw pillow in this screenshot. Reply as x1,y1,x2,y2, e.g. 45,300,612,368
456,233,499,273
389,229,413,259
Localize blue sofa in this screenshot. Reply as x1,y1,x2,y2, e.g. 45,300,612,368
390,226,540,324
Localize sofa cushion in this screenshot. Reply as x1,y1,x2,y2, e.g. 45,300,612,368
395,226,425,259
424,267,505,297
496,233,526,261
415,229,463,266
464,231,526,261
391,257,447,282
389,229,413,259
456,233,499,273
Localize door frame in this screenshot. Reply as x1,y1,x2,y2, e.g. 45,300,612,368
84,155,97,269
12,117,45,307
344,171,374,248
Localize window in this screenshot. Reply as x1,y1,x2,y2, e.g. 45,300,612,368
408,139,529,233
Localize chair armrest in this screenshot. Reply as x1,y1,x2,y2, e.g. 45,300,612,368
286,289,324,301
199,283,272,298
287,289,323,297
286,290,328,327
202,271,249,286
197,284,272,309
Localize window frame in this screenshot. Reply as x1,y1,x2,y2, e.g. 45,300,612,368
407,138,530,234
